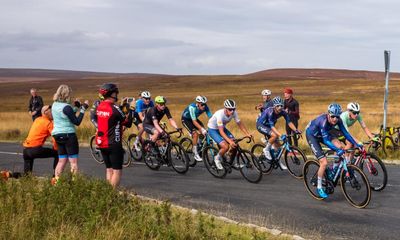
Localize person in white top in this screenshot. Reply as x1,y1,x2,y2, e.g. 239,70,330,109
207,99,252,170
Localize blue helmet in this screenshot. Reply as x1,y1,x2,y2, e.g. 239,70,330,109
272,96,284,107
328,103,342,116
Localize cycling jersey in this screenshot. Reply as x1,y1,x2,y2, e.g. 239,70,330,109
335,111,365,131
96,100,133,148
306,114,357,152
257,107,291,127
135,99,154,113
260,100,273,112
207,109,240,129
181,103,212,120
143,106,172,126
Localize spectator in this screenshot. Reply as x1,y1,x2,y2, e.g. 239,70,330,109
51,85,89,184
283,88,300,146
28,88,44,121
23,105,58,175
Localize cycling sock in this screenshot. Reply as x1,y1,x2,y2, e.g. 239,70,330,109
317,177,323,189
266,142,272,151
193,145,198,154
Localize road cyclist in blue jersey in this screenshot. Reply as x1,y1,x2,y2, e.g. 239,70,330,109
181,96,212,161
133,91,154,150
207,99,252,170
255,89,273,113
306,103,362,199
256,96,301,169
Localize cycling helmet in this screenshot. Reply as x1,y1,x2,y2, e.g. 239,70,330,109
155,96,166,104
272,96,284,107
261,89,271,96
141,91,151,98
99,83,119,98
195,95,207,104
328,103,342,116
224,99,236,109
347,102,360,112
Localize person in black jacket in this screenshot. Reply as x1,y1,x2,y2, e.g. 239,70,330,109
28,88,44,121
283,88,300,146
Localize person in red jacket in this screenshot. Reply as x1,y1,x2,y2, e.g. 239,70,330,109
23,105,58,175
283,88,300,146
96,83,134,187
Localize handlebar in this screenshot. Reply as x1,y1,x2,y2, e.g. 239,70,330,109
234,136,253,144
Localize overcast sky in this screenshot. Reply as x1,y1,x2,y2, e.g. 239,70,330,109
0,0,399,74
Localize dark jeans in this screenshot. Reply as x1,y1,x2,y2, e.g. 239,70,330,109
286,117,299,147
23,146,58,175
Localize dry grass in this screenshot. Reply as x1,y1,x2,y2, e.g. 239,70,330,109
1,72,400,158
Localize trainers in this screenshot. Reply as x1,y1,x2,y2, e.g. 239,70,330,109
1,171,11,181
279,161,288,170
263,147,272,160
51,177,59,186
317,188,328,199
214,156,223,170
233,162,245,169
194,154,203,162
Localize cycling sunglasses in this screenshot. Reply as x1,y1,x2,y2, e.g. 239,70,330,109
143,97,151,100
200,103,206,107
329,114,340,119
350,110,360,115
226,108,236,112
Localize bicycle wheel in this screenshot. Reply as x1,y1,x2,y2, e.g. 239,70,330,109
128,133,143,161
238,150,262,183
359,153,388,191
303,160,324,201
340,164,371,209
122,139,132,168
179,137,196,167
89,135,104,164
284,146,307,179
251,143,272,174
202,145,227,178
142,142,161,171
168,141,189,174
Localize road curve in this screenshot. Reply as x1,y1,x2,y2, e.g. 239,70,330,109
0,142,399,240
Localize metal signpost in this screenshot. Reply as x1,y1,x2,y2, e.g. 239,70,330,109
383,50,391,140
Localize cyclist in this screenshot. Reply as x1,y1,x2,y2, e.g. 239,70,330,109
51,85,89,183
142,96,180,146
133,91,154,150
256,96,301,169
255,89,273,112
181,96,212,161
96,83,134,187
207,99,252,170
306,103,361,199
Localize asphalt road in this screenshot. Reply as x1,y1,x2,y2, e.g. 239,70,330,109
1,142,399,240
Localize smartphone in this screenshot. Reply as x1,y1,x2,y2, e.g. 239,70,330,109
127,97,135,104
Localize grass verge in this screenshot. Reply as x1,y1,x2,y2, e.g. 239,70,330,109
0,174,289,240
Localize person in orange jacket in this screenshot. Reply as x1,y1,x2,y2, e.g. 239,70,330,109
23,105,58,175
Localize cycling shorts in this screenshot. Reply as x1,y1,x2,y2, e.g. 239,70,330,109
100,144,124,170
306,133,325,160
53,133,79,158
256,123,272,138
208,128,234,145
181,117,204,133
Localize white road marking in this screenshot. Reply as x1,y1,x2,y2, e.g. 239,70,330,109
0,151,22,156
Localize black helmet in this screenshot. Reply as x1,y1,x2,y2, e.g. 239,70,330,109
99,83,119,98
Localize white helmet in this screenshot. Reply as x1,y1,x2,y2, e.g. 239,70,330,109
195,95,207,104
224,99,236,109
347,102,360,112
141,91,151,98
261,89,272,96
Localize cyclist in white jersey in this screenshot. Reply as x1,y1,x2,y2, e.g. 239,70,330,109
207,99,252,170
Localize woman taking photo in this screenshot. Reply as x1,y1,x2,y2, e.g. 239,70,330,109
51,84,89,183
